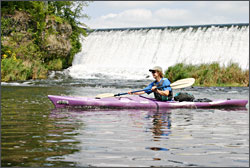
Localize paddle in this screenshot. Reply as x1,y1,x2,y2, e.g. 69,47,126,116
95,78,195,99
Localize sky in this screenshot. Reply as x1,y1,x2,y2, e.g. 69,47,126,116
80,1,249,29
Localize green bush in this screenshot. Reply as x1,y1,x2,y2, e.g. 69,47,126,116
164,62,249,87
31,61,48,79
47,59,62,70
164,63,189,82
1,57,32,82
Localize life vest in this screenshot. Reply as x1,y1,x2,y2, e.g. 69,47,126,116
153,79,173,101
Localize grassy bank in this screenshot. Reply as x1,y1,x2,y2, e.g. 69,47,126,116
164,62,249,87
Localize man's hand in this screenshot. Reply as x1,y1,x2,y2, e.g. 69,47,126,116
151,86,158,92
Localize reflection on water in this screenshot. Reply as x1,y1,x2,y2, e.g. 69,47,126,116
50,108,248,167
150,111,172,137
1,86,80,167
1,85,249,167
145,110,172,152
1,108,83,167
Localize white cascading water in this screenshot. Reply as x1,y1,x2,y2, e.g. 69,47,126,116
68,25,249,80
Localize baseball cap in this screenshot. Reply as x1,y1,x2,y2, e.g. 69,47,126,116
149,66,163,73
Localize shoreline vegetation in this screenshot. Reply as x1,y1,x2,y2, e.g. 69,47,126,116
1,2,249,87
164,62,249,87
1,61,249,87
1,1,90,82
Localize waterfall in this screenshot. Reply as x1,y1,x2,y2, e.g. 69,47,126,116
68,24,249,80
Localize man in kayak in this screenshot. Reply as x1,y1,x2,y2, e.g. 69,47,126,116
128,66,173,101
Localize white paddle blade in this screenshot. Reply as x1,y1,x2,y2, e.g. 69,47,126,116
170,78,195,86
170,78,195,89
171,82,194,89
95,93,115,99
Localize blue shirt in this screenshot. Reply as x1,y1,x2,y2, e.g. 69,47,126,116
144,78,172,94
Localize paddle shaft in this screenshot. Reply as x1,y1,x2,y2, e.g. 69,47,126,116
114,86,166,96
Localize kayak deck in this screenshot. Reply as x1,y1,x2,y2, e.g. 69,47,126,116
48,95,248,109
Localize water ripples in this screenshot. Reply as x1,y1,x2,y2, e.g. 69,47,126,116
1,84,249,167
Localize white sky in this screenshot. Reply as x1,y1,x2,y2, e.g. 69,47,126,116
80,1,249,29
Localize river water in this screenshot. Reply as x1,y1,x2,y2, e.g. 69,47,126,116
1,78,249,167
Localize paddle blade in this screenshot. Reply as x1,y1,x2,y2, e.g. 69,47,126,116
170,78,195,89
95,93,115,99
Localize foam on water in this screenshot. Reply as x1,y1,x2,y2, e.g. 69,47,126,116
1,81,33,86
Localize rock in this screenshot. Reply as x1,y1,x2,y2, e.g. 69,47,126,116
2,11,32,35
42,15,72,58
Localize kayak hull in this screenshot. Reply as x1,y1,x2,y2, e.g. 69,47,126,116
48,95,248,109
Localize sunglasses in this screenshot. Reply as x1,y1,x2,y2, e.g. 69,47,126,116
151,70,157,74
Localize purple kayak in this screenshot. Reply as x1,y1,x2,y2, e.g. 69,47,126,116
48,95,248,109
